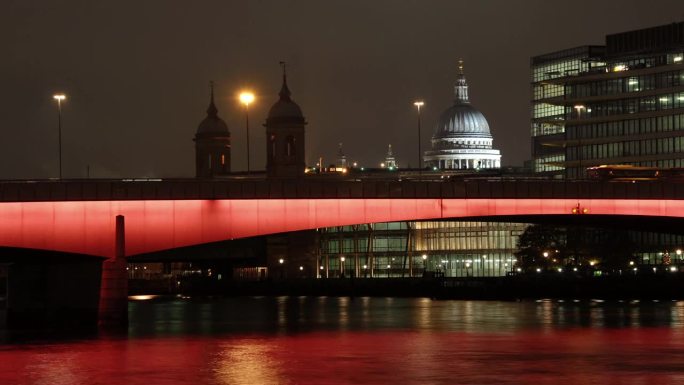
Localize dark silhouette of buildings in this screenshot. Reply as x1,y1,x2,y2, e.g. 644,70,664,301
194,82,231,178
264,65,307,178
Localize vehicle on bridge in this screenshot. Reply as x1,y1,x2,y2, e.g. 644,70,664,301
586,165,684,182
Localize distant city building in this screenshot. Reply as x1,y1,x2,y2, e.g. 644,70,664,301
194,82,231,178
383,144,397,168
265,65,307,178
531,22,684,179
424,60,501,170
336,143,347,168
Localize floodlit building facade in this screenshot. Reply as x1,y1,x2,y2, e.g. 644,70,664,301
424,61,501,170
317,221,527,278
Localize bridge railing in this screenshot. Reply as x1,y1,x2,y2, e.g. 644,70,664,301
0,179,682,202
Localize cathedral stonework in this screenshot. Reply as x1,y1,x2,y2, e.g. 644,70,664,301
424,61,501,170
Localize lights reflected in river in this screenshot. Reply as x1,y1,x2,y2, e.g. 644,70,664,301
4,298,684,384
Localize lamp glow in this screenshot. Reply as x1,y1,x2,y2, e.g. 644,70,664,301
239,92,255,106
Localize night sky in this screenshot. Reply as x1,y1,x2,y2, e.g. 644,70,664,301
2,0,682,179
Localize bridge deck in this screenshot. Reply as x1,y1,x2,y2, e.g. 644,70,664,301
0,178,682,202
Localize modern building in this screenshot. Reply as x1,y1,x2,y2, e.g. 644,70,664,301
318,221,527,278
530,47,605,176
424,60,501,170
531,22,684,179
194,83,231,177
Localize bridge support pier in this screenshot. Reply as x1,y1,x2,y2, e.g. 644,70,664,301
98,215,127,328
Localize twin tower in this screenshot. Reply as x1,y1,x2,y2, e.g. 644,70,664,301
193,69,306,178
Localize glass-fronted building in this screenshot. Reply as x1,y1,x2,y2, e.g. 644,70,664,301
531,22,684,179
531,46,605,176
317,221,528,278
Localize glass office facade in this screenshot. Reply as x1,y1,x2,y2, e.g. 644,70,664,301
532,22,684,179
318,221,529,278
530,46,605,175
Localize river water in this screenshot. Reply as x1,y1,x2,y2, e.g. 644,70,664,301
3,296,684,384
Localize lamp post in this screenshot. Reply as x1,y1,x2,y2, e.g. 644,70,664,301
239,92,255,173
340,256,346,278
53,94,66,179
278,258,284,279
422,254,428,276
413,101,424,173
573,104,586,178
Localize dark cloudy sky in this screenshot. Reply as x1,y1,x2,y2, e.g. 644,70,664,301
1,0,682,179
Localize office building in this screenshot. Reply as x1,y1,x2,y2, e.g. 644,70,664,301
531,22,684,178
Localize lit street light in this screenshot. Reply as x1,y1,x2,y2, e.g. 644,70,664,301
278,257,284,279
413,101,424,172
53,93,66,179
574,104,586,177
239,91,255,173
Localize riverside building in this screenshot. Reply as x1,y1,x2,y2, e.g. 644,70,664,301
531,22,684,179
317,221,528,278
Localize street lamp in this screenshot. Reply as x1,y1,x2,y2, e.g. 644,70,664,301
413,101,424,172
340,256,346,278
574,104,586,178
53,93,66,179
278,258,284,279
239,91,255,173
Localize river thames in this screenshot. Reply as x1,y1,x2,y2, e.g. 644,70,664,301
3,296,684,384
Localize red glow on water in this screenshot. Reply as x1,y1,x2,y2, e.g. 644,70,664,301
0,198,683,257
0,328,683,384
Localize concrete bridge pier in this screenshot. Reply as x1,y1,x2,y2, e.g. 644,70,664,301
98,215,128,328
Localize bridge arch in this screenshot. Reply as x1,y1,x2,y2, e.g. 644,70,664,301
0,198,682,257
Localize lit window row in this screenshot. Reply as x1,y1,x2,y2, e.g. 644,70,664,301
568,92,684,119
567,69,683,98
568,113,684,139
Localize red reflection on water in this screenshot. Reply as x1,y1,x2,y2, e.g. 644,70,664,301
2,328,684,384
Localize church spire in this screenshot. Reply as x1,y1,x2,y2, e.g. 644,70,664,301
278,61,291,101
454,59,470,104
207,80,218,117
384,144,397,168
337,142,347,167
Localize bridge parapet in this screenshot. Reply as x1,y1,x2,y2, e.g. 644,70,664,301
0,179,683,202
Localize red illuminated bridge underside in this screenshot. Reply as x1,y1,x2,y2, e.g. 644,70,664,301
0,198,681,258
